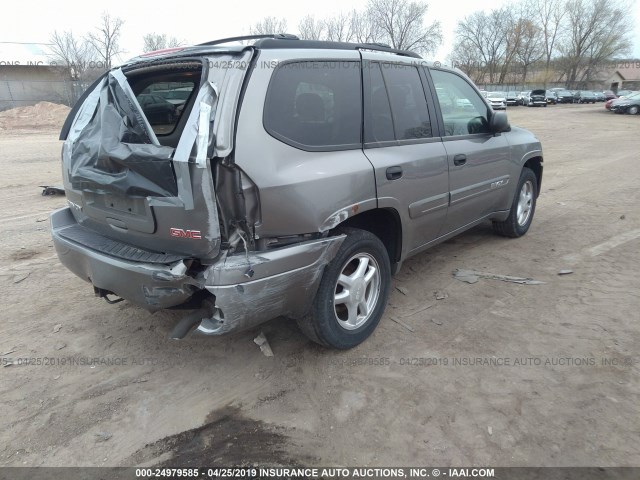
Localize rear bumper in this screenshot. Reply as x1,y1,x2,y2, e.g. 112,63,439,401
200,235,344,335
51,207,345,333
51,208,202,309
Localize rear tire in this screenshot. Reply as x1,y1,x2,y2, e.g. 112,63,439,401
493,167,538,238
296,227,391,349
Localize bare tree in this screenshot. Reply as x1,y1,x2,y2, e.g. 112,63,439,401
535,0,566,75
249,17,288,35
498,8,526,84
448,38,484,82
559,0,632,87
455,9,510,83
298,15,326,40
350,10,379,44
366,0,442,55
143,33,185,52
325,13,354,42
49,30,97,81
86,12,125,69
531,0,566,87
515,19,544,83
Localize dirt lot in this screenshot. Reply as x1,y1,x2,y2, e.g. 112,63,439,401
0,104,638,467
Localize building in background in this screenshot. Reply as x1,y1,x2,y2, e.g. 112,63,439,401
606,67,640,92
0,42,89,111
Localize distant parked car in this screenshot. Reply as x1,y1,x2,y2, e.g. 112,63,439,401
555,90,574,103
593,91,606,102
603,90,617,100
137,94,178,124
610,92,640,115
528,89,547,107
518,91,531,106
616,90,633,98
486,91,507,110
545,91,558,104
573,91,596,104
506,91,520,106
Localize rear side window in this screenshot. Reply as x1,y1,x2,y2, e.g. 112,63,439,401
365,63,433,144
264,61,362,150
382,64,432,140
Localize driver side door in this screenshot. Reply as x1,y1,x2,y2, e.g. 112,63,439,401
427,68,511,234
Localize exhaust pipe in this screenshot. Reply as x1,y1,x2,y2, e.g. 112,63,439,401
168,308,208,340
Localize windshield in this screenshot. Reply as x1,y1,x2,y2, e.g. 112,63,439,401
487,92,505,98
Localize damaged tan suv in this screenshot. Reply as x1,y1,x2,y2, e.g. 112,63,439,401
52,34,543,348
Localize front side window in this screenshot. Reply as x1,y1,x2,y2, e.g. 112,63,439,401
264,61,362,150
430,69,490,136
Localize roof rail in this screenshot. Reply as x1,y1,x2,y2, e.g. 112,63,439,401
252,38,422,58
198,33,299,47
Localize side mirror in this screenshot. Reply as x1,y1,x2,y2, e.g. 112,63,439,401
490,111,510,134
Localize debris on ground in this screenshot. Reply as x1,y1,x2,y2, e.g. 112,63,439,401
401,303,434,318
40,185,65,196
395,286,409,296
488,426,493,435
94,432,112,442
53,324,62,333
390,316,415,332
620,215,625,220
453,269,545,285
13,272,30,284
431,318,443,326
54,342,66,351
253,332,274,357
0,102,70,132
434,291,448,300
558,269,574,275
2,348,17,355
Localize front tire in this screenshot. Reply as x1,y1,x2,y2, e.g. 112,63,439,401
628,105,639,115
493,167,538,238
297,228,391,349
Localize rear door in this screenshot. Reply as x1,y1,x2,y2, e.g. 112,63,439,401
61,51,252,261
361,55,449,252
426,68,511,234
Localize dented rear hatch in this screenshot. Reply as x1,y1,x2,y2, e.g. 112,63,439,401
59,48,253,262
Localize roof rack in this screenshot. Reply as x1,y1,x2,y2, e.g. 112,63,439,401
253,38,421,58
195,34,421,59
198,33,299,47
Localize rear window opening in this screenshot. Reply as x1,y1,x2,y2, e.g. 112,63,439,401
126,63,203,144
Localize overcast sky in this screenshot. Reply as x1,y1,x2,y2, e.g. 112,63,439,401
2,0,640,61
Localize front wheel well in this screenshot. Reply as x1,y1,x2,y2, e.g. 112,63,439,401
524,157,543,196
333,208,402,274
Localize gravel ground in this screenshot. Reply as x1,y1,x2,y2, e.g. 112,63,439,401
0,104,638,467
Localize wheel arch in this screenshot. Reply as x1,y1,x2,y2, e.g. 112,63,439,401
523,156,543,197
332,207,403,274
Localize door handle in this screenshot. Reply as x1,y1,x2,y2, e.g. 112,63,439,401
453,154,467,166
386,166,403,180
